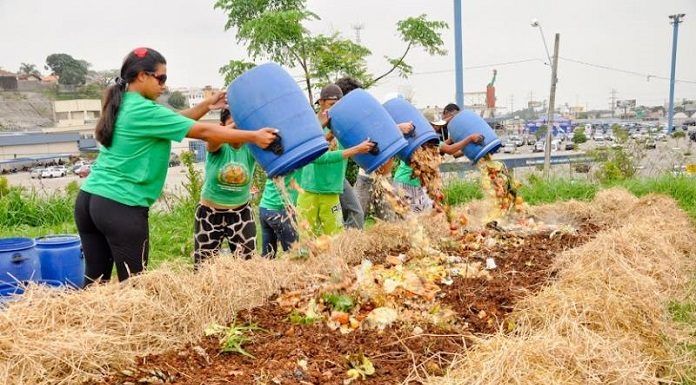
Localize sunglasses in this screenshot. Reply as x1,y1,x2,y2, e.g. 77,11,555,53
146,72,167,85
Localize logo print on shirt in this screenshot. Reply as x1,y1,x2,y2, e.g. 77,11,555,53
218,162,249,190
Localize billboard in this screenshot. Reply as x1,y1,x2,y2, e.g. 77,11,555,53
616,99,636,108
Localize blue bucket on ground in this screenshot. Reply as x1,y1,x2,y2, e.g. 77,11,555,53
447,110,502,163
0,238,41,283
382,96,440,161
227,63,329,177
328,89,408,173
35,235,85,288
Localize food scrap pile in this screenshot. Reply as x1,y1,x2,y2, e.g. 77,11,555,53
408,144,444,204
478,154,526,222
277,223,493,335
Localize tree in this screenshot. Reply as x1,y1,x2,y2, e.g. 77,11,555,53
168,91,187,110
19,63,41,77
45,53,90,86
88,69,120,88
214,0,447,103
367,14,448,86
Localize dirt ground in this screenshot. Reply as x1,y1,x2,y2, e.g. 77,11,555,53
92,227,595,385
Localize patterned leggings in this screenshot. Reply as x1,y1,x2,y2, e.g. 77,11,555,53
193,202,256,267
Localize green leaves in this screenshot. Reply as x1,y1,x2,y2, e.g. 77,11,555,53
45,53,90,86
322,292,354,312
308,34,372,85
214,1,447,102
204,323,264,358
219,60,257,86
397,14,449,56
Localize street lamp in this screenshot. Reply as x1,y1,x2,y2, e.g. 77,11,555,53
531,19,560,179
530,19,552,65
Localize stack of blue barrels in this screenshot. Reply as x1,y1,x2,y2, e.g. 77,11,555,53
0,235,84,304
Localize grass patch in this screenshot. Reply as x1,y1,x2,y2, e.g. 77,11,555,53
443,175,696,221
443,180,482,206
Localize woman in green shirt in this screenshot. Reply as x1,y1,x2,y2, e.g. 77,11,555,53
75,47,278,284
193,109,258,266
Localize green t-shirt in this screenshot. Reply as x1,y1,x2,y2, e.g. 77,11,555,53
393,160,422,187
259,170,301,211
300,146,347,194
81,92,194,207
201,144,256,206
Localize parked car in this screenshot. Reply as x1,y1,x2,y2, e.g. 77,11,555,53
564,142,576,151
41,166,67,178
502,140,516,153
533,141,545,153
30,168,45,179
510,136,524,147
644,139,657,149
593,134,604,141
76,164,91,178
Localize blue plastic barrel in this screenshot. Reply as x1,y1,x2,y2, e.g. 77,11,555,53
382,96,440,161
0,238,41,283
227,63,328,177
35,235,84,288
447,110,502,163
328,90,408,173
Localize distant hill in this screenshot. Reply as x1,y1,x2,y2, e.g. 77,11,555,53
0,91,54,131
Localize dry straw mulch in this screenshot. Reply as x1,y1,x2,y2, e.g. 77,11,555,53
430,189,696,385
0,188,694,385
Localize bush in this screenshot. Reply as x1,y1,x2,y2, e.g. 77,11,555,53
572,130,587,144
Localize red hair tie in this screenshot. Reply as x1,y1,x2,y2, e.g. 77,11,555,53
133,47,148,58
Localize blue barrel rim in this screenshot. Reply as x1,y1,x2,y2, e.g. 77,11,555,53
0,237,35,252
261,138,329,177
362,139,409,174
470,138,503,164
35,234,80,246
398,132,440,161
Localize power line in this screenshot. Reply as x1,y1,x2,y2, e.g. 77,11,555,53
406,58,544,76
559,56,696,84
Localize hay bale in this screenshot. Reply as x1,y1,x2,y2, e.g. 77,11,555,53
429,189,696,385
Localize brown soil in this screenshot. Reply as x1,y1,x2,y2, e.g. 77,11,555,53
92,227,595,385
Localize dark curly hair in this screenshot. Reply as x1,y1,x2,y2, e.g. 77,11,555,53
335,76,363,95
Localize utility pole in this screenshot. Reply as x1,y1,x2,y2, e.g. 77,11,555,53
667,14,685,134
454,0,464,107
543,33,560,179
609,88,617,118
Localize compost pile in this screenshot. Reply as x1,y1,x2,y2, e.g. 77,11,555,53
1,190,694,385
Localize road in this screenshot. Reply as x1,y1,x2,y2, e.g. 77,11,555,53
3,164,203,198
3,136,694,197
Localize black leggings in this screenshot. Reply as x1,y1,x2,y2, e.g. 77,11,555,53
74,190,149,283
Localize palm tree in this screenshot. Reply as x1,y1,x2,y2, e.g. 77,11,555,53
19,63,40,77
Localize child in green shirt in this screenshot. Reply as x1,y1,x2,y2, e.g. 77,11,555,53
193,109,258,266
297,84,374,236
258,170,301,258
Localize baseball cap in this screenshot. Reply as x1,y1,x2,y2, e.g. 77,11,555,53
431,119,447,126
316,84,343,104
